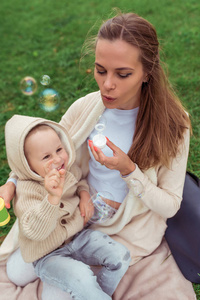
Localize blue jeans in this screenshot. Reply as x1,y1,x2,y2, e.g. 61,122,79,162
33,229,131,300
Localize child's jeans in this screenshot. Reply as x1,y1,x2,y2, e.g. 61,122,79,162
33,228,131,300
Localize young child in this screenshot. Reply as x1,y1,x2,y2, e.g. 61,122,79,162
5,114,130,300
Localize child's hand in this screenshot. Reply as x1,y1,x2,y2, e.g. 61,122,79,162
44,160,66,205
79,190,94,225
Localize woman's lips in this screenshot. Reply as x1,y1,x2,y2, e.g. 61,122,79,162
102,95,116,103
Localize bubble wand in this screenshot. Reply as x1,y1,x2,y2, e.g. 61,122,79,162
92,116,107,149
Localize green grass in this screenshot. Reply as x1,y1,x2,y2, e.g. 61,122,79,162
0,0,199,296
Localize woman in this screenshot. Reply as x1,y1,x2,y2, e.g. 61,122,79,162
0,12,193,300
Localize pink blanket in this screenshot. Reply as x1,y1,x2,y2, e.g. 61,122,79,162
0,239,196,300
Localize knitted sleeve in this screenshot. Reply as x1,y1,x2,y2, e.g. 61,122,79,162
14,180,60,241
122,128,190,219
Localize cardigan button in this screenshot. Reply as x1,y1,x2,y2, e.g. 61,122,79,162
60,202,64,208
61,219,67,225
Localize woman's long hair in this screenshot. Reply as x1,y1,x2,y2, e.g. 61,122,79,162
96,12,191,169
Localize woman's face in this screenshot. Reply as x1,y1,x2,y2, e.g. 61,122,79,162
94,39,147,110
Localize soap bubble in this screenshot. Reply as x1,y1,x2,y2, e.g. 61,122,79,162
40,75,51,86
95,115,107,132
20,76,37,96
89,192,117,224
129,179,144,198
39,88,60,112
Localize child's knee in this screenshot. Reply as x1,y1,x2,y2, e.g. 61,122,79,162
110,245,131,269
6,248,37,286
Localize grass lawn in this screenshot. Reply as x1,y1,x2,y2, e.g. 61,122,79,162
0,0,199,297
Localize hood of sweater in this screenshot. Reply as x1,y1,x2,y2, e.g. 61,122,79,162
5,115,75,182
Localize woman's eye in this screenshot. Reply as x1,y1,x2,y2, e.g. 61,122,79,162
96,66,132,78
118,73,132,78
57,147,62,153
96,69,106,75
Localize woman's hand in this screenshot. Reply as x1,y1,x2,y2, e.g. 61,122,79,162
89,138,136,176
44,160,66,205
79,190,94,225
0,181,16,209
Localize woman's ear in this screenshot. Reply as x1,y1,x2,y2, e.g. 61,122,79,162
143,74,149,83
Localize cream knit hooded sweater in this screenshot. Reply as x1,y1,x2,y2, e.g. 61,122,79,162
4,115,87,263
1,91,190,266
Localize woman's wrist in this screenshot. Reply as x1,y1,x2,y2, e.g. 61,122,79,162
120,161,136,176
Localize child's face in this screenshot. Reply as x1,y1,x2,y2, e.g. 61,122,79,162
25,127,69,177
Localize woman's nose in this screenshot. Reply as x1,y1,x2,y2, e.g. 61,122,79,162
103,75,115,90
